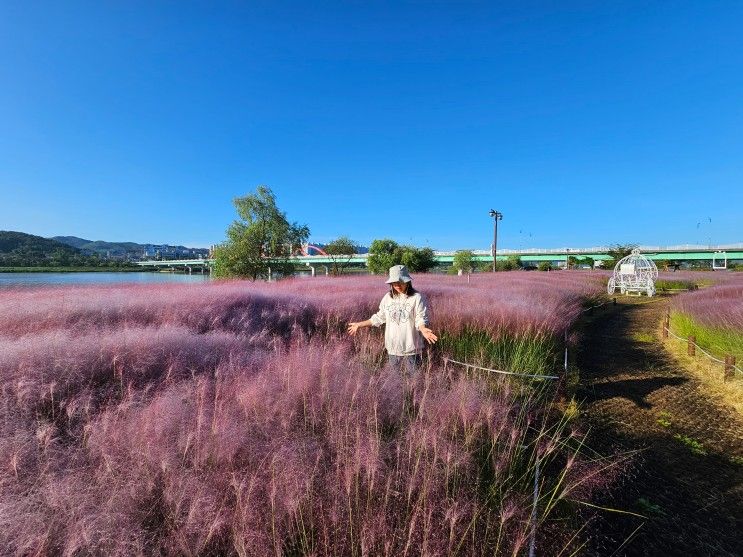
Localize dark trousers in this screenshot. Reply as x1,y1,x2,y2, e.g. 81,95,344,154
388,354,421,376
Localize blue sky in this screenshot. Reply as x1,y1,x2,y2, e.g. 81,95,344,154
1,1,741,250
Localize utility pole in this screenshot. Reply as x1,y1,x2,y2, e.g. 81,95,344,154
489,209,503,272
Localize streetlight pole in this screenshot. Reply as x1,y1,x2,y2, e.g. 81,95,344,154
489,209,503,272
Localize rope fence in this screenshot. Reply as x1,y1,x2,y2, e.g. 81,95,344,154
662,313,742,378
443,357,559,380
442,296,616,555
446,297,616,383
664,327,725,364
657,288,699,293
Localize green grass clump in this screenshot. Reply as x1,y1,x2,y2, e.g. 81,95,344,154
670,313,743,360
656,411,672,428
673,433,707,456
438,326,560,378
655,279,697,292
632,331,655,343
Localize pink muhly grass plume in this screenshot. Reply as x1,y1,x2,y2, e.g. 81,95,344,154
1,344,592,555
0,272,604,344
657,270,743,284
0,326,261,429
672,283,743,332
0,282,318,340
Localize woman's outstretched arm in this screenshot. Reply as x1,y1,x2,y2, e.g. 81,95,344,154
349,296,387,335
347,319,373,335
414,295,438,344
418,324,438,344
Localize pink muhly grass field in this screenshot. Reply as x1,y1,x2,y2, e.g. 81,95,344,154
0,272,603,340
655,270,743,284
672,282,743,333
0,274,612,555
667,274,743,361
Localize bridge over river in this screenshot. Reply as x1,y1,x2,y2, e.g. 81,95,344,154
136,244,743,273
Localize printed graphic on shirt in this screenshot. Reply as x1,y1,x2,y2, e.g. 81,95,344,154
389,299,413,325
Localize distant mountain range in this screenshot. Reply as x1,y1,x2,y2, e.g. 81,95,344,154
0,231,90,267
51,235,209,259
0,231,209,266
0,231,79,256
52,236,145,253
1,232,371,266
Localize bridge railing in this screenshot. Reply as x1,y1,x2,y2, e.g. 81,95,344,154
135,243,743,268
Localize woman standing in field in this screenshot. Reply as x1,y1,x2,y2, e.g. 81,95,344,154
347,265,438,374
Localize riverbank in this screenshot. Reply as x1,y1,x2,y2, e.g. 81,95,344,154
0,266,151,273
0,271,211,288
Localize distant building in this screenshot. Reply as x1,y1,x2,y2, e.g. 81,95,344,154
141,244,209,260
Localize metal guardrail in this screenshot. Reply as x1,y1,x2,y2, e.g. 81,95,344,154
469,243,743,256
135,243,743,268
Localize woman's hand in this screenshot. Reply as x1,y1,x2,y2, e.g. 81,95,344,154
419,326,438,344
347,319,372,336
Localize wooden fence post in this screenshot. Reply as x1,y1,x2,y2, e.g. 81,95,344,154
688,335,696,356
724,355,736,382
662,314,670,338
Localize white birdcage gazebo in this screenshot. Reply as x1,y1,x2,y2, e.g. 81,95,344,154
607,249,658,297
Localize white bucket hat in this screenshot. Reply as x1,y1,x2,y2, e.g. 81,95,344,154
385,264,412,284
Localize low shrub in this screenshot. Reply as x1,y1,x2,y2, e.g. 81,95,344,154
537,262,552,272
655,279,697,292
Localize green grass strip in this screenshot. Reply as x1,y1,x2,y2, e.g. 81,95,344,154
438,327,560,378
654,279,697,291
670,312,743,360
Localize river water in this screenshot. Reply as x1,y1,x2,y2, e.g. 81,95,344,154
0,272,212,288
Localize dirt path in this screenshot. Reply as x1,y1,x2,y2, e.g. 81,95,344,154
577,296,743,556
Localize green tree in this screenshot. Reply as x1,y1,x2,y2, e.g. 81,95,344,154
400,246,436,273
213,186,310,280
452,250,475,273
475,259,493,272
367,239,399,275
324,236,358,276
538,261,553,271
367,239,437,274
580,256,595,268
567,255,594,269
51,248,70,266
505,254,522,270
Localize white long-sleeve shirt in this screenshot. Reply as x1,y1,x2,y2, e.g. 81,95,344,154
369,292,430,356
